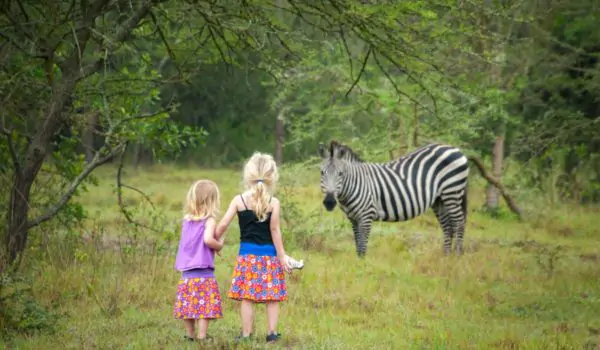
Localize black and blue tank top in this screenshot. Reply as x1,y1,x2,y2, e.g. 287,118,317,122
237,194,273,245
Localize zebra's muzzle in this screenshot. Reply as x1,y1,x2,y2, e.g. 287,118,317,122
323,193,337,211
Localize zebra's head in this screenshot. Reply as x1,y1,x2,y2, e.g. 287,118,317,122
318,141,360,211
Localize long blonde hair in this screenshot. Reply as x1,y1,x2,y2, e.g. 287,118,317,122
183,179,220,220
243,152,278,222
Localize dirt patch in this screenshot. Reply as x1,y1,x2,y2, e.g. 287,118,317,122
492,339,520,349
580,253,600,262
556,227,575,237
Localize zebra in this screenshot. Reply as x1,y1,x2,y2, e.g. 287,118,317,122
318,140,470,258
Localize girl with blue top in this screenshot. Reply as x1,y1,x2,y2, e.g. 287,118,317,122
215,152,303,343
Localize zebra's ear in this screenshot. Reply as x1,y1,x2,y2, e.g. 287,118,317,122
318,143,328,159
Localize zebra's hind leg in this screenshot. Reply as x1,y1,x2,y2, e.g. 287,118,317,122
453,215,466,255
432,200,453,255
453,187,468,255
442,200,467,256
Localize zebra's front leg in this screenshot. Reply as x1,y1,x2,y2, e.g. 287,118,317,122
350,218,360,254
355,218,373,258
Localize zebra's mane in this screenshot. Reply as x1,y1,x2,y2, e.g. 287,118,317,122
329,140,363,162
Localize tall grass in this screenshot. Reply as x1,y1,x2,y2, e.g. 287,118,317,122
1,163,599,349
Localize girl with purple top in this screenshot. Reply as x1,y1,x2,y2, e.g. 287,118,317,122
173,179,224,342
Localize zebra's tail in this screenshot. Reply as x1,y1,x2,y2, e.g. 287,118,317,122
461,180,469,222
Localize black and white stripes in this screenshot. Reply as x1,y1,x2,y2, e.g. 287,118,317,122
318,140,470,257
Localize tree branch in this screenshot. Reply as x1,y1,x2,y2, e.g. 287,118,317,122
371,50,421,108
377,49,440,116
149,9,185,81
345,45,370,97
0,31,32,56
467,155,524,220
116,142,161,233
339,25,354,78
0,5,36,44
72,1,153,81
26,145,124,230
109,109,172,133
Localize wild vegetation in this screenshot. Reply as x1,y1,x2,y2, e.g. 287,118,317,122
2,165,599,349
1,0,599,349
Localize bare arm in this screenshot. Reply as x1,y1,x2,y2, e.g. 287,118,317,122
203,217,223,251
269,198,289,270
215,197,238,240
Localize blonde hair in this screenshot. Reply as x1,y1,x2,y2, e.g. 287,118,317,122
183,179,220,220
243,152,278,222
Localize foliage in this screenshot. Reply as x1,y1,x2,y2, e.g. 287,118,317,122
0,272,56,335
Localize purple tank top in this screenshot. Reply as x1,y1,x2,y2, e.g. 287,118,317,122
174,218,215,271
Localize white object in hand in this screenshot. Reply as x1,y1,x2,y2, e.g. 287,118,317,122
285,255,304,270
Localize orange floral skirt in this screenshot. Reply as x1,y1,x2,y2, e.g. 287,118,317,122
227,254,287,302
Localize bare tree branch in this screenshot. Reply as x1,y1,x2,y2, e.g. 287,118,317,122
121,184,156,210
339,25,355,78
26,145,124,229
468,155,524,220
345,45,370,97
116,142,161,233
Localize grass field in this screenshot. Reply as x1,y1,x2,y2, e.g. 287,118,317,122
2,163,600,349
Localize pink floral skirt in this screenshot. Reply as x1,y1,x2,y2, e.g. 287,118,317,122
173,277,223,319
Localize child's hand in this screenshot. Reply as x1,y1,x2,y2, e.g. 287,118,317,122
215,237,225,257
278,255,292,274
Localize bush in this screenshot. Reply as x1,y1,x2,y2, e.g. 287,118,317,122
0,271,56,337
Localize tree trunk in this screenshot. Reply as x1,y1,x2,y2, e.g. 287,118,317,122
275,112,284,165
485,124,506,210
5,101,69,264
132,143,154,168
6,176,34,265
3,3,152,266
133,142,142,168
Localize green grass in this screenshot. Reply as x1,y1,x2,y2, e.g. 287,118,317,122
2,164,600,349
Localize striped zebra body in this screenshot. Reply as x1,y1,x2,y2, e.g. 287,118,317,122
318,141,470,257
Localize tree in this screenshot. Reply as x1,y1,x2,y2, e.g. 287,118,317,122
0,0,204,267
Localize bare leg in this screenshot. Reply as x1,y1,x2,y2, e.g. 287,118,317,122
266,302,279,334
183,319,196,338
241,300,254,336
197,319,209,339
